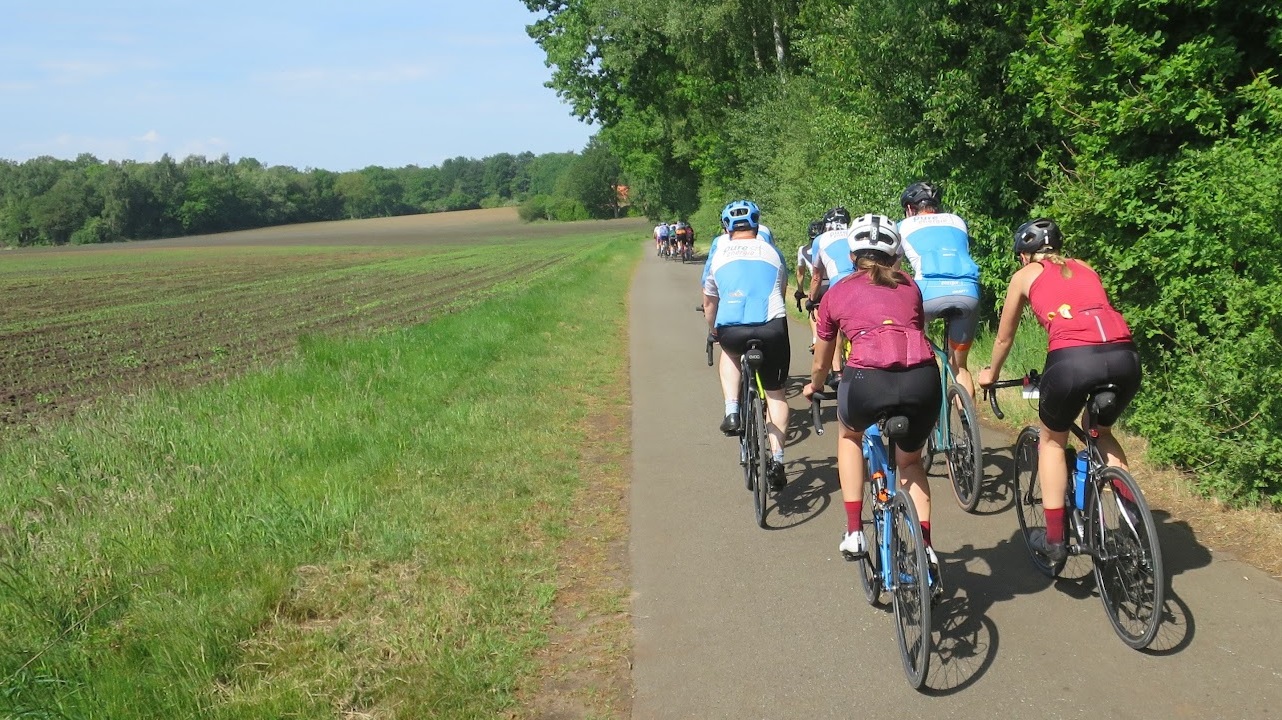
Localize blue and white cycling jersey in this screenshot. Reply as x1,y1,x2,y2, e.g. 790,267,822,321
702,224,773,286
810,228,855,284
898,213,980,301
655,224,670,239
703,237,787,328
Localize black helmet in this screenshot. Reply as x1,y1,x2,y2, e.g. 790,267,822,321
900,181,941,210
822,206,851,231
807,220,825,240
1013,218,1063,256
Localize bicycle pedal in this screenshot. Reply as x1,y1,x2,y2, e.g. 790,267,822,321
840,549,867,562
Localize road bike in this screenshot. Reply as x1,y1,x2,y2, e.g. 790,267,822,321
736,339,778,528
987,371,1165,649
921,309,984,512
811,396,934,689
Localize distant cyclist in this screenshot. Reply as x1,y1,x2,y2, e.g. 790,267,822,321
898,181,981,396
796,219,825,352
802,213,941,579
704,200,791,489
676,220,694,259
809,207,854,381
977,218,1140,563
654,222,671,254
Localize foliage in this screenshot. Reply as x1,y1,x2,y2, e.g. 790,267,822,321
0,145,627,246
527,0,1282,504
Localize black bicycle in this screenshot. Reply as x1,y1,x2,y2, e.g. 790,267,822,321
987,371,1165,649
736,339,776,528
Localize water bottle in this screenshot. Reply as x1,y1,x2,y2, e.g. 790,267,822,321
1073,450,1089,508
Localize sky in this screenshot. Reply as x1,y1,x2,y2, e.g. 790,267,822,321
0,1,595,171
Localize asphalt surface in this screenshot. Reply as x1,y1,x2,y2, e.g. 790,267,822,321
629,248,1282,718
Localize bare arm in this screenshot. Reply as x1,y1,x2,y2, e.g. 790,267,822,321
985,268,1034,380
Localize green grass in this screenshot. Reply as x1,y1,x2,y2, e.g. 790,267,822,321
968,313,1052,427
0,232,639,718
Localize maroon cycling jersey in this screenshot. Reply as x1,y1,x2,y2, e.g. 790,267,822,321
1028,259,1133,351
817,270,934,370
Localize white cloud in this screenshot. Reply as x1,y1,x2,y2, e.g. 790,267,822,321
137,130,161,143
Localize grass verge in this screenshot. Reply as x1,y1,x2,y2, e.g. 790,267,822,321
0,233,639,718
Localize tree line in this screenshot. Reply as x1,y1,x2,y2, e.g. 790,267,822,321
525,0,1282,505
0,145,625,247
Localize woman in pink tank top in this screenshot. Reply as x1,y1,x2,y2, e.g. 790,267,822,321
977,218,1142,562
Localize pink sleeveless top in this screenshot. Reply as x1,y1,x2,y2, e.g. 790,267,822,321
816,271,934,370
1028,259,1132,351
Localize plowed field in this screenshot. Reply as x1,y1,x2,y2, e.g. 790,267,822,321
0,208,648,432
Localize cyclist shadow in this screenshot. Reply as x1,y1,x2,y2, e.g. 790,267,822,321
930,440,1015,515
919,535,1051,695
769,375,841,529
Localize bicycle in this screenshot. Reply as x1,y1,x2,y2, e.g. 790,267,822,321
986,371,1165,649
810,395,934,689
735,339,777,528
921,309,984,512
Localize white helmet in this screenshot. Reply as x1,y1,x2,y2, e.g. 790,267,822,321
847,213,901,260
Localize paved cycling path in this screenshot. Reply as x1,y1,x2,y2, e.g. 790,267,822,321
629,248,1282,718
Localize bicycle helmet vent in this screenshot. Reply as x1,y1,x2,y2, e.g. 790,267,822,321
721,200,761,232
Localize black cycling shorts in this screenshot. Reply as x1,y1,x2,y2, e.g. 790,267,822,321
1039,342,1141,432
837,363,941,452
716,317,791,391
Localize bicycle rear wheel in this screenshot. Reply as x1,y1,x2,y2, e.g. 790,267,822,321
739,404,753,492
945,384,983,513
1089,467,1165,649
752,393,770,528
1013,427,1065,577
890,491,932,689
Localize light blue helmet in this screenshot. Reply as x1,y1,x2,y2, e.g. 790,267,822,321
721,200,760,232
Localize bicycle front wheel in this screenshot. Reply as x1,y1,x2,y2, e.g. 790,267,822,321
890,491,932,689
945,384,984,513
1089,467,1165,649
752,393,770,529
1012,426,1066,577
857,485,884,606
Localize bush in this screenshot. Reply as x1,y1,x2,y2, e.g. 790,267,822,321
518,195,551,222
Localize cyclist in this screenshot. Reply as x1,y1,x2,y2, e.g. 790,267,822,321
801,213,941,576
703,200,791,489
654,221,670,254
809,207,854,382
702,204,774,288
898,181,982,397
676,220,694,259
977,218,1140,563
795,220,825,352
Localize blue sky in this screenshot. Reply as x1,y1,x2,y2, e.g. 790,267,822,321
0,1,594,171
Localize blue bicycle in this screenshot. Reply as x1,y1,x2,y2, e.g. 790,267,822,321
922,309,984,512
812,399,934,688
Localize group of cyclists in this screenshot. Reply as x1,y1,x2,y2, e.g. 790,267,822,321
653,220,696,261
699,182,1141,578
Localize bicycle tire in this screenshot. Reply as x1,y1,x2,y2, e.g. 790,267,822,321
740,401,754,492
1089,467,1165,649
923,432,938,476
890,490,932,689
857,489,883,606
1012,426,1065,577
945,384,984,513
752,393,770,529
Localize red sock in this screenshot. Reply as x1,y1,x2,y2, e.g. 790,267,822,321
920,521,932,548
1045,507,1066,545
844,501,863,533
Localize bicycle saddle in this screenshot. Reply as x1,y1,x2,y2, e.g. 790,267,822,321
744,339,765,368
1088,385,1119,419
935,307,965,321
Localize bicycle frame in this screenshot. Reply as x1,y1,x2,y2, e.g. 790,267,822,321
863,424,899,591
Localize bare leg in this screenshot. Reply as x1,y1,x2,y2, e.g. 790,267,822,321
837,424,865,503
764,389,789,456
1094,426,1130,470
897,445,931,525
1038,426,1070,510
718,349,741,405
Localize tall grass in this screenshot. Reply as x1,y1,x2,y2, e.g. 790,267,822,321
0,234,637,718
